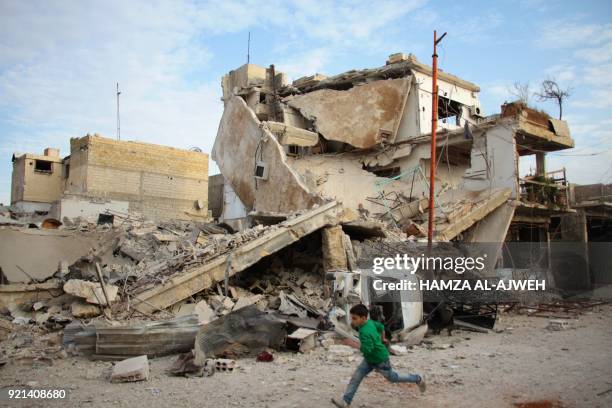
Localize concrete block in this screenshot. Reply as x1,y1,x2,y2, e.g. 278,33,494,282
111,355,150,382
214,358,235,372
63,279,118,306
287,328,317,353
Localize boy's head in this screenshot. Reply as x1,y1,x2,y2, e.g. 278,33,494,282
350,304,369,329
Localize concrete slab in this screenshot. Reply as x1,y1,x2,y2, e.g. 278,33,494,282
285,78,410,148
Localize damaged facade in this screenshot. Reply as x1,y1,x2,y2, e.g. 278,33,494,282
211,53,575,251
10,134,209,221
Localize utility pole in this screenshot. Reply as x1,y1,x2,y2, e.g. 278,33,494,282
116,82,121,141
428,30,446,248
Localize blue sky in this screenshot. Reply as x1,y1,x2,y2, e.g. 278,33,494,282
1,0,611,205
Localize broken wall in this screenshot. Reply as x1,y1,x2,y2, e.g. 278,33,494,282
0,229,99,283
212,97,322,214
459,122,519,198
394,72,481,143
288,153,406,217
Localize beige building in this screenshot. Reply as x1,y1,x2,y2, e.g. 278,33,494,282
11,134,209,221
11,148,64,212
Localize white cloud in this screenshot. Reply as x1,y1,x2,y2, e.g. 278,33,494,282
545,64,576,83
534,18,612,113
275,48,332,81
537,20,612,49
575,42,612,63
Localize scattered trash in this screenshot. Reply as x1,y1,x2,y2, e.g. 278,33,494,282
389,345,408,355
194,305,286,360
547,319,570,331
256,351,274,362
168,351,211,377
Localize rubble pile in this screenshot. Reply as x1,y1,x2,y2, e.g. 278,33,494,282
0,204,343,366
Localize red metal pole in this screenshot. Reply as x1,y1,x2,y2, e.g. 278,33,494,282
428,30,439,248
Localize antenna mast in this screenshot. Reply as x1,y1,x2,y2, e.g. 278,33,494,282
247,31,251,64
116,82,121,141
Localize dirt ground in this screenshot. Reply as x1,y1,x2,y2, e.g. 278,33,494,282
1,305,611,408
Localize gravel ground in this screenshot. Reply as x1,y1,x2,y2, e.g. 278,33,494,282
1,305,611,408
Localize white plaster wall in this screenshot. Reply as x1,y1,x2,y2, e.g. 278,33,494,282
55,196,129,221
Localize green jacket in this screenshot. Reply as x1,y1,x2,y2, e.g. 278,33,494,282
358,319,389,364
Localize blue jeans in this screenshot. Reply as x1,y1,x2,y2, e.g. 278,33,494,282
343,359,421,404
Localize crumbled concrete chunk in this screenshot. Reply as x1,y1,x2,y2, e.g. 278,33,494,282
71,301,101,318
152,233,179,243
63,279,118,306
111,355,150,382
209,295,234,312
194,301,216,324
233,295,264,311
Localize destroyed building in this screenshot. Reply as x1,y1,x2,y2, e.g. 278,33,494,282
545,183,612,291
10,134,209,221
2,51,596,368
211,53,575,254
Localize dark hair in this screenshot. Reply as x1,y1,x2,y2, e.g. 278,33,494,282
350,304,369,318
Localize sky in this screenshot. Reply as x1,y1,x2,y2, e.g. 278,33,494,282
1,0,612,205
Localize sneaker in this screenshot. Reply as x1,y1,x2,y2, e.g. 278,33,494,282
417,374,427,393
331,396,350,407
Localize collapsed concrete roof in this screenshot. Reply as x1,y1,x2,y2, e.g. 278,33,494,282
284,77,411,148
212,52,574,254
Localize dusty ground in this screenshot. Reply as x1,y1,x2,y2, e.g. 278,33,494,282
1,305,611,408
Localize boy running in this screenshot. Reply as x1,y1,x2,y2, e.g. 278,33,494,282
332,304,426,407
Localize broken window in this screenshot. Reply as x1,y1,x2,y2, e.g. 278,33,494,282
436,144,472,167
34,160,53,173
438,96,463,126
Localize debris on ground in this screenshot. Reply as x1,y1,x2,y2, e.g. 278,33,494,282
110,355,150,382
194,305,287,360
